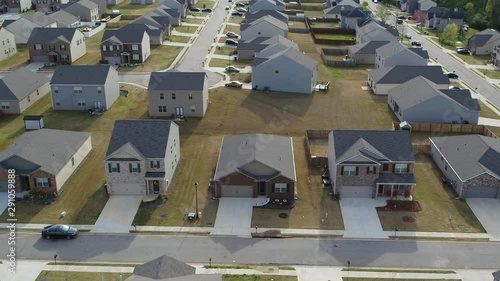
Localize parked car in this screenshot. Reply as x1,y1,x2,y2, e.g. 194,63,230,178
445,72,459,79
456,47,466,52
457,49,470,55
225,6,230,10
236,7,247,12
226,31,239,38
231,12,243,16
202,8,212,12
411,40,422,46
41,224,79,240
404,33,412,39
225,39,238,46
225,66,240,72
416,22,423,27
190,8,201,12
397,19,403,24
448,86,460,90
236,2,245,6
225,81,243,88
397,15,406,20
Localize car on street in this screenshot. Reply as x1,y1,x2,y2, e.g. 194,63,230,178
457,49,470,55
231,12,243,16
225,39,238,45
41,224,79,240
456,47,466,51
445,72,459,79
404,33,411,39
225,81,243,88
190,8,201,12
225,66,240,72
226,31,239,38
411,40,422,46
225,6,230,10
448,86,461,90
397,15,406,19
236,7,247,12
202,8,212,12
236,2,245,6
397,19,403,24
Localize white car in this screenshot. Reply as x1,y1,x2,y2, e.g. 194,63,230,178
225,66,240,72
236,7,247,12
404,33,412,39
226,31,239,38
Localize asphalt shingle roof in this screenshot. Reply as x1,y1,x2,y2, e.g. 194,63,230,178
27,27,80,43
439,89,481,111
240,15,288,32
22,12,57,26
253,46,317,71
101,29,146,44
0,67,50,101
430,135,500,180
214,134,296,181
349,41,390,55
246,10,288,23
0,129,90,175
469,29,500,47
148,71,207,91
106,120,174,158
51,65,114,85
132,255,195,279
48,10,80,26
369,65,449,84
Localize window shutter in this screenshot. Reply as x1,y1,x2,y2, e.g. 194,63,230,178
138,164,141,173
108,163,112,172
129,163,132,173
150,161,153,168
117,164,120,173
366,167,369,174
392,164,395,173
355,167,359,176
407,164,411,173
47,178,51,187
383,163,388,171
340,166,344,176
374,167,377,174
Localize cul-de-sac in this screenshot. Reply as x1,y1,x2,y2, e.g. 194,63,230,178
1,0,500,280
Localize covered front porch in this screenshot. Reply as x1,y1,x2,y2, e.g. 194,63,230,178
144,172,167,198
376,173,417,200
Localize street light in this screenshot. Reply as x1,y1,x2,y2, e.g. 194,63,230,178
195,182,199,220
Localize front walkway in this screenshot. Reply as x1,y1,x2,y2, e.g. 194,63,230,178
211,198,254,237
339,198,388,239
466,198,500,241
91,195,143,234
478,117,500,127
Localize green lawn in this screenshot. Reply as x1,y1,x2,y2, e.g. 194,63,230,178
229,17,246,24
479,100,500,119
223,275,297,281
214,46,238,56
167,35,192,43
0,85,148,224
35,271,132,281
476,69,500,79
118,45,182,72
209,58,251,68
74,30,104,65
175,25,198,34
454,54,491,65
194,0,215,9
314,33,355,40
183,18,204,24
304,10,325,18
108,0,159,14
288,21,307,28
431,37,464,50
0,45,29,71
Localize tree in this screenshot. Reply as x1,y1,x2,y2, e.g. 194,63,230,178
360,1,369,10
440,24,459,45
397,23,408,43
412,10,426,23
375,4,389,23
463,2,475,20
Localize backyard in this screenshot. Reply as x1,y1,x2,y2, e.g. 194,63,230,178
314,34,355,41
118,45,183,72
107,0,159,15
288,21,307,29
0,45,29,71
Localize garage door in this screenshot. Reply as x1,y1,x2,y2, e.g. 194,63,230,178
0,180,7,192
108,184,144,195
221,185,253,197
466,186,498,198
340,186,373,198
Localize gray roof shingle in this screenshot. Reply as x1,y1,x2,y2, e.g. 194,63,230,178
349,41,390,55
369,65,449,84
469,29,500,47
27,27,80,43
132,255,196,279
246,10,288,23
51,65,114,85
241,15,288,32
0,67,50,101
148,71,207,91
101,29,146,44
48,10,80,27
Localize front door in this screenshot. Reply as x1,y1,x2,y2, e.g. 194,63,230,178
175,107,184,116
20,176,30,190
377,185,384,195
152,180,159,194
258,182,266,195
93,101,101,109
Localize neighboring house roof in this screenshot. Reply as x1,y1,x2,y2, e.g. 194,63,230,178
1,20,15,27
132,15,171,30
148,71,207,91
253,46,318,71
324,5,355,15
468,29,500,47
356,21,397,42
150,5,181,19
101,29,146,44
409,47,429,59
214,133,296,181
349,40,390,55
369,65,449,84
240,15,288,32
246,10,288,23
331,130,415,164
64,0,98,10
51,65,114,85
48,10,80,27
0,67,50,101
375,41,429,60
388,76,480,112
430,135,500,181
342,7,368,17
27,27,80,43
238,35,297,52
0,129,90,176
335,0,360,6
105,120,174,159
437,8,464,19
22,12,57,26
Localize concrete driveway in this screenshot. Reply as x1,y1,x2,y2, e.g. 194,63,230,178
339,198,388,239
91,195,143,234
0,192,7,217
211,198,253,237
466,198,500,241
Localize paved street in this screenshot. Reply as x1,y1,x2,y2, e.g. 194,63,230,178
2,233,500,269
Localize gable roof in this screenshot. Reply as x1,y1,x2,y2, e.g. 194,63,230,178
343,7,368,17
0,67,50,101
369,65,449,84
48,10,80,27
439,89,480,111
330,130,414,164
119,23,163,37
430,135,500,180
65,0,98,10
132,15,171,30
132,255,195,279
409,47,429,59
106,120,174,159
214,134,296,181
0,129,90,176
22,12,57,26
253,46,317,71
246,10,288,23
349,40,390,54
101,29,147,44
148,71,207,91
238,35,297,52
376,41,429,60
51,65,115,85
324,4,355,15
27,27,80,43
241,15,288,32
469,29,500,47
356,21,397,42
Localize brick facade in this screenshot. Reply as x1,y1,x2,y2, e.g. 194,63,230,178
29,40,74,63
215,172,295,200
462,173,500,198
0,166,57,194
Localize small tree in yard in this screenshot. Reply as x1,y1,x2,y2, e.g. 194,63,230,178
360,1,369,10
440,23,459,45
375,4,390,23
412,10,426,24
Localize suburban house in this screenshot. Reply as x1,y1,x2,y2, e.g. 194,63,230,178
63,0,100,22
237,34,297,60
162,0,187,17
132,0,155,5
240,15,288,40
425,7,464,32
387,76,480,124
494,45,500,67
374,41,428,68
100,29,151,65
401,0,418,13
246,10,288,24
1,0,30,12
3,13,58,44
252,46,318,94
50,65,120,111
213,133,296,206
148,71,209,118
27,27,86,63
0,129,92,194
0,27,17,62
248,0,285,13
430,135,500,199
348,41,391,64
48,10,81,27
104,120,180,196
120,24,167,45
355,21,398,44
368,65,449,95
468,29,500,56
328,130,416,199
34,0,69,12
149,5,181,26
340,7,369,30
106,0,123,7
324,5,356,19
0,67,50,115
417,0,437,12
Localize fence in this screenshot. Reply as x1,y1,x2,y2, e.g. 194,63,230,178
310,28,356,45
320,48,356,67
393,122,499,139
305,130,330,167
288,18,310,33
79,22,106,38
413,144,430,154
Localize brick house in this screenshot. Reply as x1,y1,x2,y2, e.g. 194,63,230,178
214,133,296,207
328,130,416,199
0,129,92,195
100,29,151,65
34,0,69,12
27,27,86,63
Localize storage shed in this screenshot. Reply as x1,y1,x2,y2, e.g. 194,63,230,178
23,115,44,130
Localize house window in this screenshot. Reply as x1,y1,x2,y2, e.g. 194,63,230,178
160,93,164,99
395,163,407,173
367,166,375,174
97,87,102,94
151,161,160,168
49,45,55,50
383,163,389,171
274,183,287,193
77,100,86,106
55,99,60,106
129,163,141,173
35,178,50,187
73,86,83,94
35,44,42,50
53,87,58,94
27,96,31,102
132,44,139,50
110,45,114,51
158,106,167,112
71,157,74,166
190,105,195,112
60,55,68,61
109,163,120,172
102,45,107,51
188,93,193,100
1,102,10,110
132,54,139,60
172,93,176,100
60,44,66,50
343,166,356,176
37,89,39,96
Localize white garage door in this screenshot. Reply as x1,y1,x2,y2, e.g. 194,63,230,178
221,185,253,197
108,184,144,195
340,186,373,198
466,186,498,198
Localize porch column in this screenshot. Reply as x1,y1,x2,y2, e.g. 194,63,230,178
390,184,394,200
145,180,149,195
